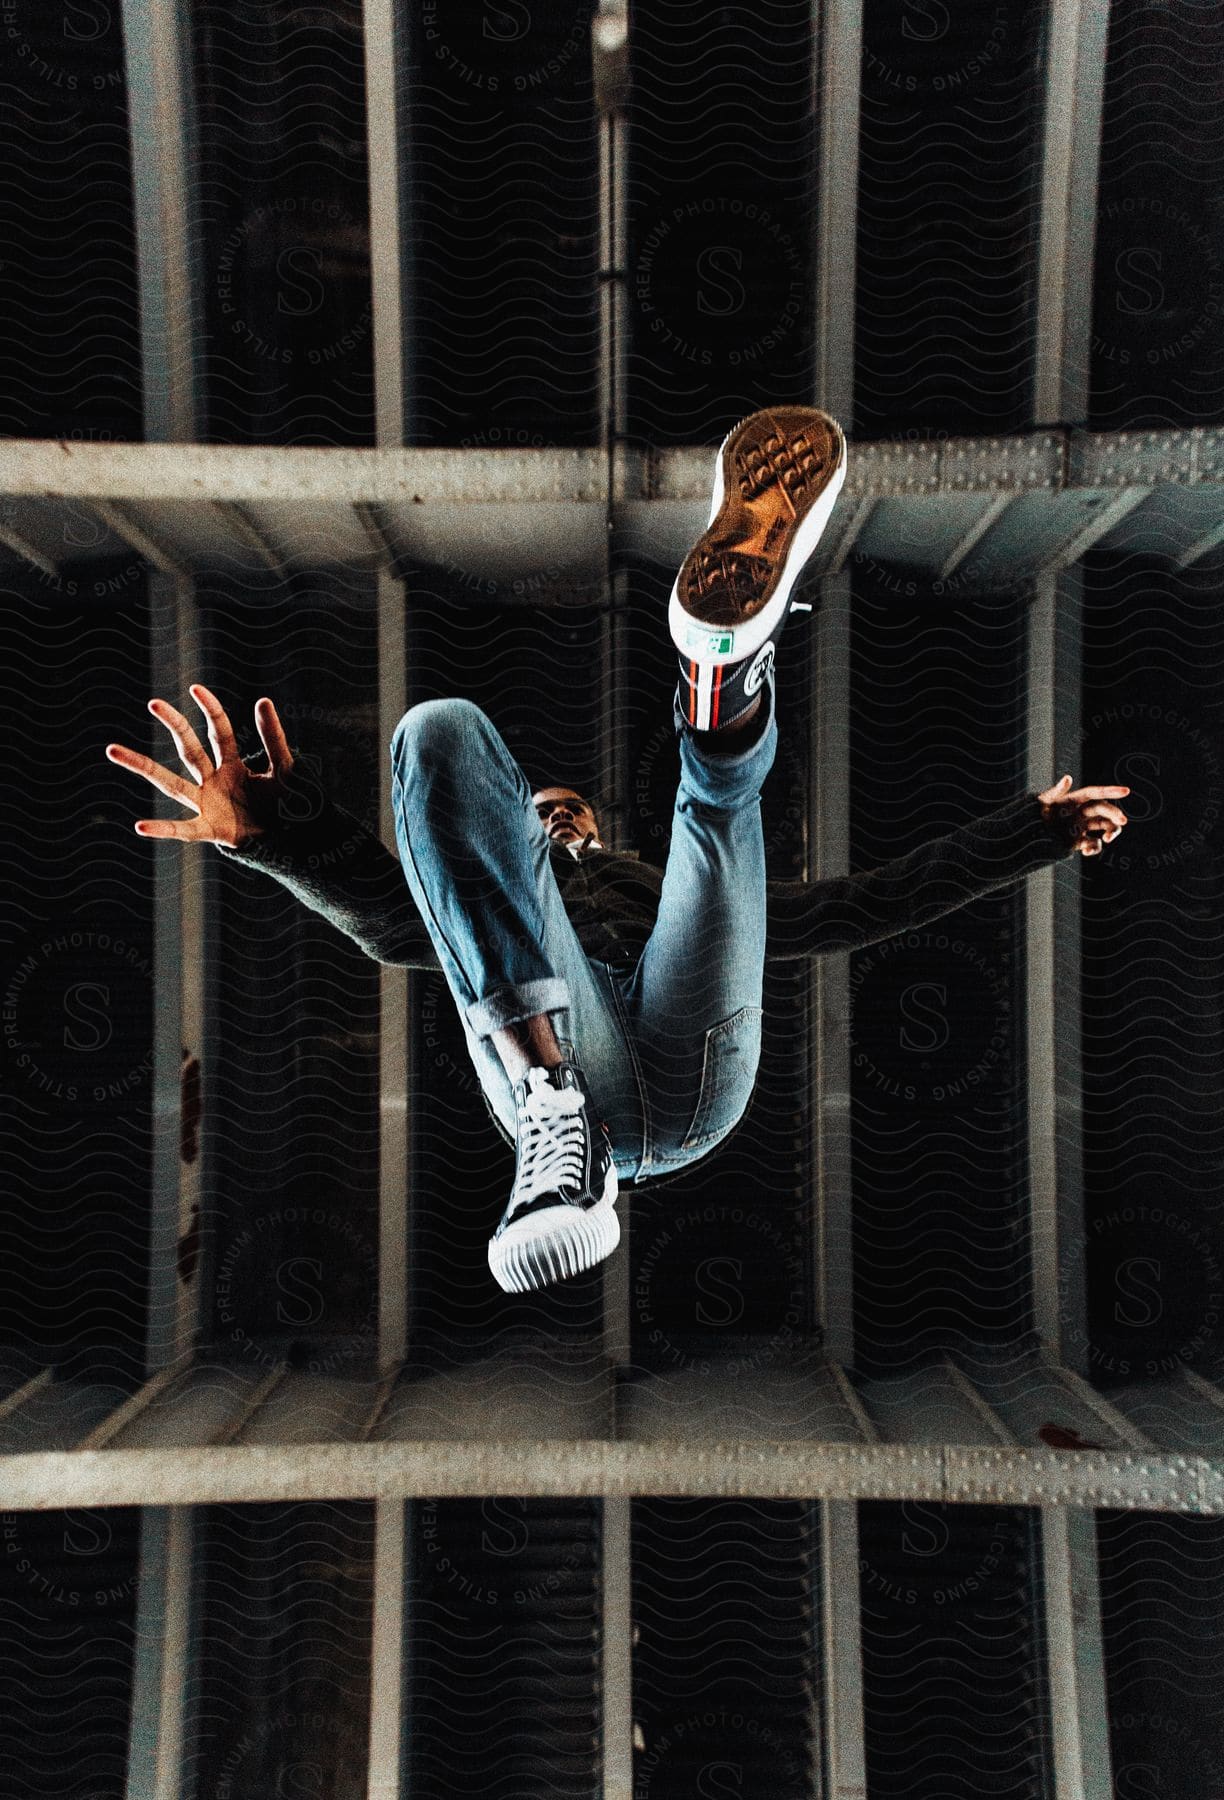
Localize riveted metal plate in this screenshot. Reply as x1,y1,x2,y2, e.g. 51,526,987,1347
850,439,941,496
1076,427,1198,488
943,1445,1219,1511
1193,426,1224,483
941,433,1063,493
0,1439,1218,1511
1198,1460,1224,1514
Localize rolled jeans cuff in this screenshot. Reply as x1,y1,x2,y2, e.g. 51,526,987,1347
465,975,571,1039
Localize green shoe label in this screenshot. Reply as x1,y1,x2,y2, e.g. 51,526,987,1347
684,624,734,655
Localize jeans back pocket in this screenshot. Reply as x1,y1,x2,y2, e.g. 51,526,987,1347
680,1004,764,1152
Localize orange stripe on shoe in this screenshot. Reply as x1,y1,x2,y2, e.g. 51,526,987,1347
688,660,698,725
711,663,721,730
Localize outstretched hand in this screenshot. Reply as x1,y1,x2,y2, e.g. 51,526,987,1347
1037,774,1130,856
105,683,294,849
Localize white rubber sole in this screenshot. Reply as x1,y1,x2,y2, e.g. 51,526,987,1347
668,410,849,670
487,1164,620,1294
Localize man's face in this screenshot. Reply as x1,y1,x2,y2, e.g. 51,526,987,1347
533,785,602,848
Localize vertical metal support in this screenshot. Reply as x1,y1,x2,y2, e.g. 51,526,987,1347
379,570,411,1373
121,0,204,443
602,109,628,466
811,0,864,426
595,25,634,1799
808,576,862,1799
125,1508,198,1800
366,0,414,1369
1026,571,1084,1369
147,576,207,1370
368,1500,408,1800
1041,1508,1115,1800
123,0,208,1369
1033,0,1110,425
598,1,631,1365
1027,579,1110,1799
121,11,206,1791
364,0,411,444
820,1501,867,1800
602,1497,634,1800
810,572,854,1363
601,570,633,1367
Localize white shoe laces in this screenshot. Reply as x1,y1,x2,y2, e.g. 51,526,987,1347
510,1069,587,1212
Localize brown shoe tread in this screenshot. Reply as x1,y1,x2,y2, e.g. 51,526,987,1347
677,407,843,627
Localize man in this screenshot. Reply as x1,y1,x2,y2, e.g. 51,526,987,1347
105,406,1129,1295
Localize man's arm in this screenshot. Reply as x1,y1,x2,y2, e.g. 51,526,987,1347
213,746,1123,972
765,791,1083,960
214,748,440,971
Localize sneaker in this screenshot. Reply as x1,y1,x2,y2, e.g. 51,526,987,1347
487,1061,619,1293
670,405,848,731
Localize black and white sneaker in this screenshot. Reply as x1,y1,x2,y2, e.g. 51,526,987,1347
670,405,848,731
487,1061,619,1294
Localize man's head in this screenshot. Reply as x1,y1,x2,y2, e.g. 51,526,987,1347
533,785,603,850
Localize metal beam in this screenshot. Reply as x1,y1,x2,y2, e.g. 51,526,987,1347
91,499,190,579
1,1435,1215,1511
4,429,1224,507
1045,1358,1155,1453
599,9,632,1363
214,1363,289,1445
811,0,864,425
820,1501,868,1800
816,496,876,576
211,501,287,576
1041,1508,1115,1800
147,573,209,1370
1033,0,1110,424
1027,570,1085,1368
0,1368,53,1423
825,1357,877,1444
379,572,411,1372
1182,1367,1224,1415
125,1508,198,1800
1041,487,1153,573
0,439,607,502
354,501,403,572
1173,514,1224,571
811,573,854,1365
120,0,202,441
367,1500,407,1800
601,575,632,1368
361,1371,400,1441
597,0,629,462
0,523,59,578
937,493,1016,580
364,0,411,446
119,13,206,1772
602,1497,633,1800
79,1352,192,1450
940,1358,1018,1447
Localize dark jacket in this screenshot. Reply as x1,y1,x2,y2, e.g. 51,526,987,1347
213,750,1077,1166
216,748,1077,974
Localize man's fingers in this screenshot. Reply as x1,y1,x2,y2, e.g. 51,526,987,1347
1080,801,1128,831
254,696,294,779
189,682,240,767
105,742,203,813
133,818,204,840
1065,785,1130,801
147,698,213,784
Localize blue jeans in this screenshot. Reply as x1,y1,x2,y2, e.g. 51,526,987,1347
388,676,777,1185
